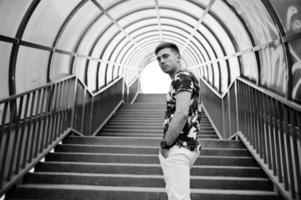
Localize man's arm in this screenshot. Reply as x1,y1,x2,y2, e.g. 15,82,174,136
164,91,191,146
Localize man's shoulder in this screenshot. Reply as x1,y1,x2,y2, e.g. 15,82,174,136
175,69,193,80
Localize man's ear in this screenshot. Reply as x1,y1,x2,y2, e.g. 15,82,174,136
177,54,181,62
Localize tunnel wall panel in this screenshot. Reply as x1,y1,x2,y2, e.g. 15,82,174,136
0,0,31,37
289,38,301,102
0,42,11,99
51,53,72,80
15,46,48,94
22,0,81,46
269,0,301,35
259,44,287,96
57,2,99,52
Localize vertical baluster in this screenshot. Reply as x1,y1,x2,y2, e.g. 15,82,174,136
89,95,94,135
263,94,272,168
61,80,68,132
37,88,45,154
272,98,283,183
1,100,18,182
24,91,36,166
265,95,273,169
47,85,57,146
289,108,300,199
29,89,41,160
58,82,64,134
258,91,266,162
246,83,252,141
38,88,47,153
252,87,259,150
53,83,60,139
268,96,277,176
279,102,289,190
52,83,60,138
250,87,257,150
8,96,24,179
44,86,53,148
56,82,64,137
81,89,87,134
296,111,301,199
33,89,42,158
16,94,30,171
255,90,262,159
58,82,65,136
240,82,247,137
0,102,9,186
252,88,258,151
55,82,61,138
282,104,296,198
41,87,48,149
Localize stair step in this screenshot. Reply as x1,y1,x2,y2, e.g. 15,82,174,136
106,122,164,126
45,152,257,166
198,135,219,139
99,129,163,134
24,172,272,190
109,118,164,123
55,144,251,157
103,125,163,130
111,117,164,121
6,184,281,200
35,162,267,177
63,136,246,149
98,132,162,137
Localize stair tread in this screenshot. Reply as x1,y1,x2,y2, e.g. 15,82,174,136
57,144,249,151
15,184,278,195
48,152,253,159
30,172,269,181
41,161,262,169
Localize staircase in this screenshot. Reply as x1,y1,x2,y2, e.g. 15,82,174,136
6,94,283,200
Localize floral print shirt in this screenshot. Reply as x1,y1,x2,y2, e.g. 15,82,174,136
163,69,200,141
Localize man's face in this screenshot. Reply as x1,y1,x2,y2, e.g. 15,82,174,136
156,48,180,74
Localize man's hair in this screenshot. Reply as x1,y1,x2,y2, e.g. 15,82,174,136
155,42,180,55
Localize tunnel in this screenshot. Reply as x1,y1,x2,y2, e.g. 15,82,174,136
0,0,300,200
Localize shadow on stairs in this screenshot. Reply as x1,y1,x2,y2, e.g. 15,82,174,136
6,94,283,200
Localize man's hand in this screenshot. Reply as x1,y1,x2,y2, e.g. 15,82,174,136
160,147,169,159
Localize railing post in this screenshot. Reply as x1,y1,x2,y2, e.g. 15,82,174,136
80,89,87,134
227,91,231,138
70,78,78,130
235,80,240,132
89,97,94,136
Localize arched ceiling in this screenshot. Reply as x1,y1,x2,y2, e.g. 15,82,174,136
0,0,301,101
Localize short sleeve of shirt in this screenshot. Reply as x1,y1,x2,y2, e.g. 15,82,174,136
172,71,193,95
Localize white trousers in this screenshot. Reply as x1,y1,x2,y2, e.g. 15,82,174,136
159,145,200,200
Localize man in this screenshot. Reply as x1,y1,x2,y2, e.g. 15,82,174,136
155,42,201,200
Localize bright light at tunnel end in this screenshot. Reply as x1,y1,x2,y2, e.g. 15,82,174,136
140,61,171,94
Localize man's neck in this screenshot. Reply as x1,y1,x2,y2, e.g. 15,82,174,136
169,66,183,80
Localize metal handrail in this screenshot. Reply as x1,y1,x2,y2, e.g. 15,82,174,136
0,76,77,195
0,75,125,196
237,77,301,112
200,77,300,200
0,75,76,104
236,79,300,200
